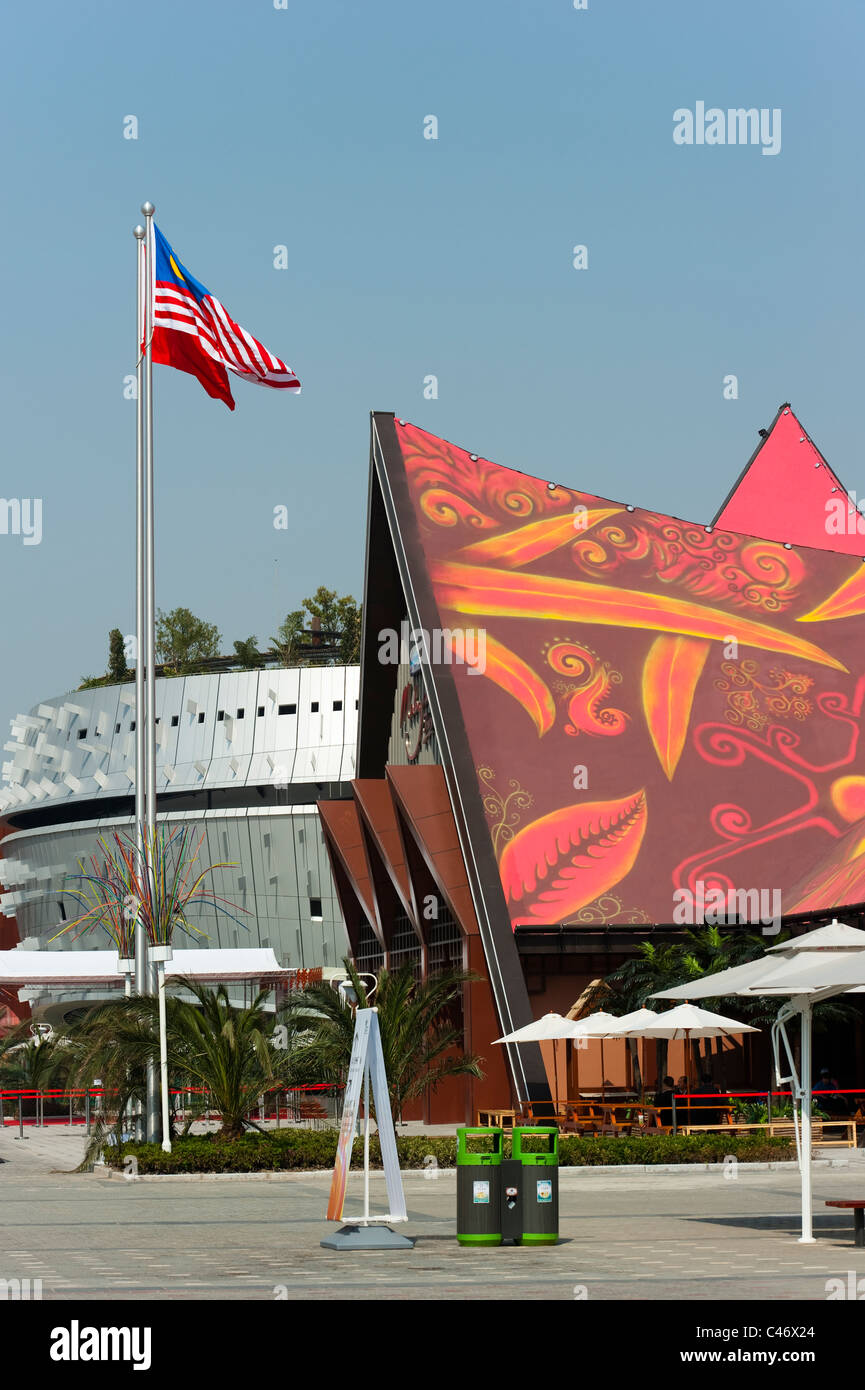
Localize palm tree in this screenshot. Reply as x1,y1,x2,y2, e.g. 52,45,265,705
282,959,483,1121
0,1023,63,1089
60,980,306,1145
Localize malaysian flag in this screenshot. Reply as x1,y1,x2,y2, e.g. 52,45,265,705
148,225,301,410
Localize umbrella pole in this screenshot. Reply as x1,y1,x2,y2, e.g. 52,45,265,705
798,1001,815,1244
554,1041,560,1117
685,1030,692,1128
601,1039,606,1102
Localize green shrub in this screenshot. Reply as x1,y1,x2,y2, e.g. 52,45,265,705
103,1127,795,1174
514,1129,558,1153
556,1134,795,1166
732,1100,827,1124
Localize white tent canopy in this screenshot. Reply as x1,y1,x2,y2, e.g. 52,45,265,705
656,955,789,1001
656,945,865,1001
764,952,865,992
0,947,293,987
765,920,865,952
652,919,865,1244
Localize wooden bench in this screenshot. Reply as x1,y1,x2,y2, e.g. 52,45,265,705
825,1200,865,1247
678,1119,858,1148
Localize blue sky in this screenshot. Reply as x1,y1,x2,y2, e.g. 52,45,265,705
0,0,862,727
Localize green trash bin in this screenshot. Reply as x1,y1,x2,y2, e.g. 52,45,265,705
512,1127,559,1246
456,1127,503,1246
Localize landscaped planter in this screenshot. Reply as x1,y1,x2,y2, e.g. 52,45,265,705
101,1131,797,1176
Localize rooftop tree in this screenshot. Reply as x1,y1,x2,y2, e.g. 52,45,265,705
156,606,221,675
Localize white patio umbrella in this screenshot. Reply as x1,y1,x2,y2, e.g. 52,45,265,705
652,919,865,1243
568,1011,632,1100
609,1007,661,1030
571,1008,665,1099
625,1002,759,1096
493,1012,584,1112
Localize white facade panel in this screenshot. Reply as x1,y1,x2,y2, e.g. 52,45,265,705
0,667,360,978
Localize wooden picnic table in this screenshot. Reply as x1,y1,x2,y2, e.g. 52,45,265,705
475,1108,517,1130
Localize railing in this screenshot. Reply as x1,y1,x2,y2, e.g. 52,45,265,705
668,1088,865,1147
0,1083,345,1135
517,1088,865,1147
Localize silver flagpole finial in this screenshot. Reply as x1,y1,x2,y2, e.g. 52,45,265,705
141,201,155,217
134,225,145,240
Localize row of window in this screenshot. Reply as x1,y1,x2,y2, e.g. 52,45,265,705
75,700,359,738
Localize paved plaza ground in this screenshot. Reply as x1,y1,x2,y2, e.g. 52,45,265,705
2,1125,865,1300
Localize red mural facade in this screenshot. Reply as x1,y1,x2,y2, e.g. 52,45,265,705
393,419,865,929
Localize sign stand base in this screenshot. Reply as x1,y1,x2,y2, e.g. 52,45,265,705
320,1225,415,1251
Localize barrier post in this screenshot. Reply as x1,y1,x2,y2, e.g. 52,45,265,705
671,1094,678,1136
16,1096,27,1140
85,1091,91,1136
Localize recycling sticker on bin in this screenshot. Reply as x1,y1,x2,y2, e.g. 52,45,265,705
473,1180,490,1204
536,1180,553,1203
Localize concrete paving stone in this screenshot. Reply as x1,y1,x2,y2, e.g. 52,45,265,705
4,1128,865,1301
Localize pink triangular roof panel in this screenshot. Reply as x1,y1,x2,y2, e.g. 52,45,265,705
714,405,863,555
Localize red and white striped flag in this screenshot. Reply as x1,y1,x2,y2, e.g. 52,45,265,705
149,224,301,410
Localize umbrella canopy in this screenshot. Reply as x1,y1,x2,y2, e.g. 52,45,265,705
757,951,865,993
654,955,781,1001
568,1010,627,1037
647,917,865,1246
765,919,865,952
493,1012,584,1044
632,1003,758,1039
493,1012,584,1113
565,1011,636,1100
603,1007,661,1034
655,931,865,1002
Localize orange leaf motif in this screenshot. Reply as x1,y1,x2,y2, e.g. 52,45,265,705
454,631,555,736
429,560,846,670
454,509,622,569
642,635,710,779
798,564,865,623
499,791,647,925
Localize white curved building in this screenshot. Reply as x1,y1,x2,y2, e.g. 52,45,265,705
0,667,358,974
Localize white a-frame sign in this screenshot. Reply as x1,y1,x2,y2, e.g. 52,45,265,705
324,1008,410,1245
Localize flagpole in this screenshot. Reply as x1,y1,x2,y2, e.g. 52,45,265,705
141,199,160,1143
133,223,148,1143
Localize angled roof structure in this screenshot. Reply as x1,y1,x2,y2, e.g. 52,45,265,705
364,411,865,950
713,403,862,554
